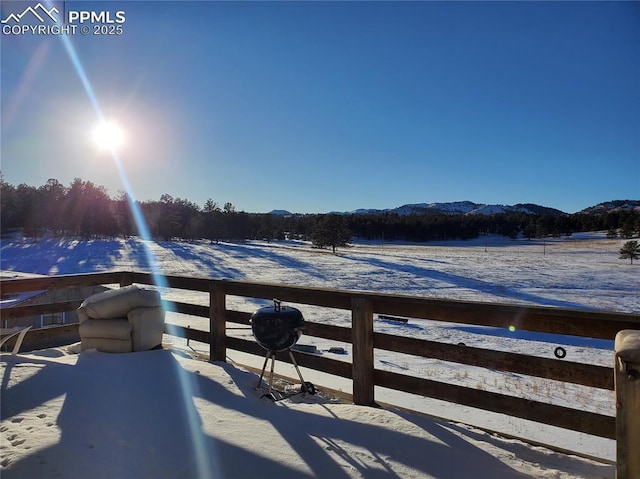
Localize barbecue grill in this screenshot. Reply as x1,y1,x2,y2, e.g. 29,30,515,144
251,299,315,399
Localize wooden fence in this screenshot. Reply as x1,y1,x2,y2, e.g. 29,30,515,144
2,271,640,443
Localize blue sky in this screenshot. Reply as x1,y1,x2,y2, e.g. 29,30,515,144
1,1,638,214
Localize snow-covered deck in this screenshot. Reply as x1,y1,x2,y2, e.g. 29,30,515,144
1,345,614,479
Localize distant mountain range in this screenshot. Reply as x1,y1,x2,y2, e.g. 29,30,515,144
577,200,640,215
269,199,639,217
345,201,565,216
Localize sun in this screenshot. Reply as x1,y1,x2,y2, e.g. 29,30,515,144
92,120,124,151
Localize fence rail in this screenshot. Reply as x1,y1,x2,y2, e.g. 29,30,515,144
2,271,640,443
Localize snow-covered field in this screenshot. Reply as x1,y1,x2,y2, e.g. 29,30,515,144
1,232,637,463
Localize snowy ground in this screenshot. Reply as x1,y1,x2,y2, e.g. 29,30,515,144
0,346,615,479
1,232,636,465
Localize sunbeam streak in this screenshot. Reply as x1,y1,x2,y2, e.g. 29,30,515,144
49,7,217,476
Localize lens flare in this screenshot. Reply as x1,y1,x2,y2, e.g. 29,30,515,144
52,12,218,477
93,120,124,151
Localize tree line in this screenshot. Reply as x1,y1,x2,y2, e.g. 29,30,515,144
1,176,638,247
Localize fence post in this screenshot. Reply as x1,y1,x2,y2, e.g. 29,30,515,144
210,282,226,362
351,296,374,405
615,330,640,479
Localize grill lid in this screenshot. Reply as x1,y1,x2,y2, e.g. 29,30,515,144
251,299,304,352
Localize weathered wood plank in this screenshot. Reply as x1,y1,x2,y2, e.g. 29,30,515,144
130,272,212,292
0,301,83,321
374,369,615,439
225,335,265,357
119,272,134,287
225,336,352,379
368,296,639,340
304,322,352,343
226,310,251,324
164,324,210,343
2,324,80,352
375,332,614,390
216,280,354,310
164,301,209,317
0,272,123,293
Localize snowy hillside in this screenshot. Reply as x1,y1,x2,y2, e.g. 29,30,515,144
344,201,565,216
578,200,640,215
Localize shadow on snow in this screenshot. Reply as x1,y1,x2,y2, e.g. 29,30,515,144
342,254,589,310
1,350,542,479
0,238,122,275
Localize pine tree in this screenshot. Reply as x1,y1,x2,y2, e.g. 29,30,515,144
619,240,640,265
620,218,636,239
312,214,351,253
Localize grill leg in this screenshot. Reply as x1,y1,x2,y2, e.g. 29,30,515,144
267,352,277,396
288,350,306,385
288,350,315,394
257,350,272,389
289,350,316,394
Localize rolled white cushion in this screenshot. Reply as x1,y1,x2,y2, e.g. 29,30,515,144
128,306,165,351
80,285,161,320
79,318,132,340
616,330,640,364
